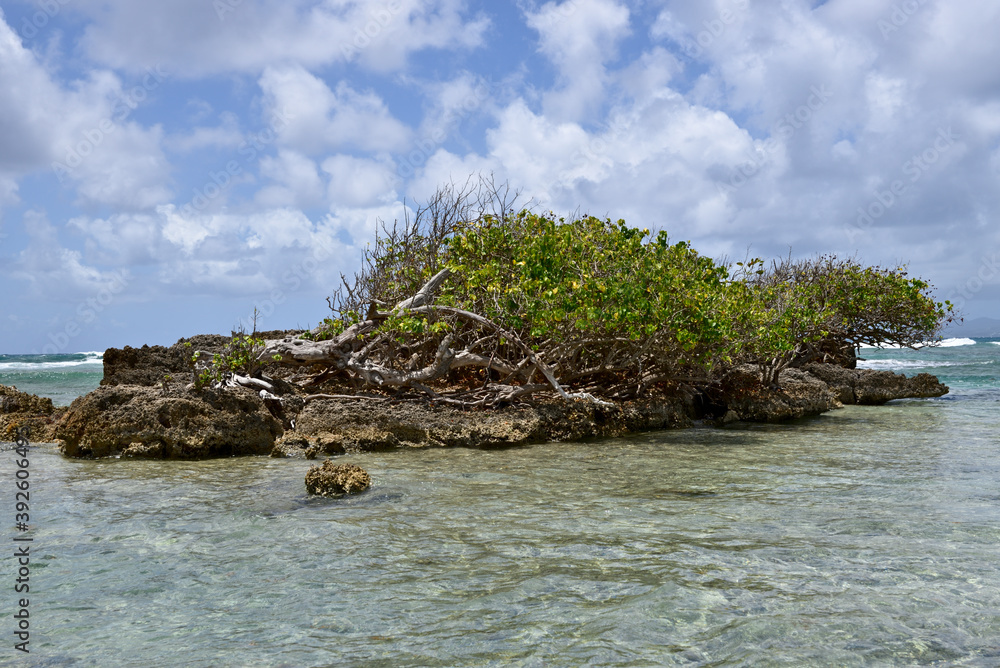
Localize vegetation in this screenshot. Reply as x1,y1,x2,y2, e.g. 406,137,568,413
260,179,954,404
188,309,281,389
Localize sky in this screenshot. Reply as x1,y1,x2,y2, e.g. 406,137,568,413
0,0,998,354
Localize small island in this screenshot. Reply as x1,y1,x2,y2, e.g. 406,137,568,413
8,182,953,460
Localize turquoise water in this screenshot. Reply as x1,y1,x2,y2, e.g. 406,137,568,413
1,340,998,666
0,353,104,407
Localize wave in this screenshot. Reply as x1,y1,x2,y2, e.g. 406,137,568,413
859,337,977,350
858,359,952,370
0,352,104,372
936,337,977,347
857,359,994,371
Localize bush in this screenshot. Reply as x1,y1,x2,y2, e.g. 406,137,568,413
270,181,953,403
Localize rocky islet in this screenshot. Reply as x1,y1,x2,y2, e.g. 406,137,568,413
25,335,948,461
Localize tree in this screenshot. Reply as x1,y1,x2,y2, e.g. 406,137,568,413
722,255,955,386
261,180,729,405
258,180,955,403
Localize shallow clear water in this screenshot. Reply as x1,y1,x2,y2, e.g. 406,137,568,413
1,341,999,666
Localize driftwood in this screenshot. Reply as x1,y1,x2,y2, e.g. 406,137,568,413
259,269,615,407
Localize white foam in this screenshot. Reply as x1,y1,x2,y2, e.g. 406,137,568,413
860,337,977,350
0,361,102,371
0,353,104,371
857,359,945,370
858,359,993,371
935,337,977,347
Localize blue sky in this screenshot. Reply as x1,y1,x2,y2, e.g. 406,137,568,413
1,0,998,353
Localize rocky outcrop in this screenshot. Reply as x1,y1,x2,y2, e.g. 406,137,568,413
55,385,283,458
717,366,842,423
305,461,371,496
802,363,948,404
1,384,61,443
101,331,303,387
55,337,950,459
703,362,949,423
277,394,692,456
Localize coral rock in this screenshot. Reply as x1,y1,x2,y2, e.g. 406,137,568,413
305,461,371,496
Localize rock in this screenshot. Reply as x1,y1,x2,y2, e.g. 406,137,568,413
101,331,304,387
720,366,841,423
305,461,371,496
803,363,948,404
291,394,691,453
55,385,283,458
801,363,858,404
853,370,948,404
0,384,61,443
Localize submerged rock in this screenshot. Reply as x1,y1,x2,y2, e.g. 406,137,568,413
305,460,371,496
55,385,283,459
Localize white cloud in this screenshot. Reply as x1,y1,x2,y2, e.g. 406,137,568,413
168,113,243,152
60,204,410,300
11,211,124,300
256,150,326,209
75,0,490,77
525,0,631,121
0,14,172,209
322,155,397,208
259,65,411,154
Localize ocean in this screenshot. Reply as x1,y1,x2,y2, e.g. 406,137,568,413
0,339,998,666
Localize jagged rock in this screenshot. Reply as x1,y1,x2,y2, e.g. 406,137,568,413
101,331,303,387
720,366,841,423
803,363,948,404
291,395,691,453
0,384,61,442
305,461,371,496
55,385,283,459
854,370,948,404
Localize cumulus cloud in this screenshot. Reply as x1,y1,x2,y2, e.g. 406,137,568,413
526,0,631,121
75,0,489,76
256,150,326,210
322,154,398,208
11,211,126,300
259,65,411,154
1,14,172,210
62,202,415,301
